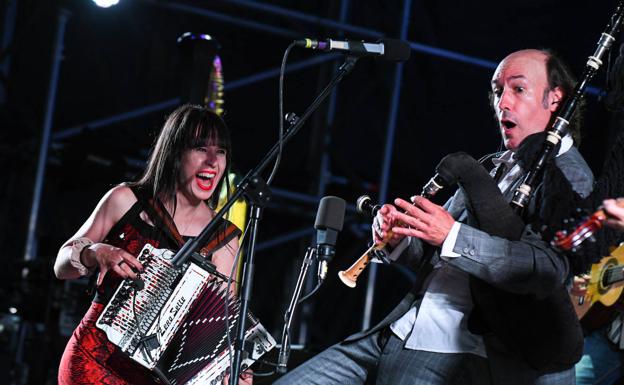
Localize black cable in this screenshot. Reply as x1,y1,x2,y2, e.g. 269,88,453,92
241,359,278,377
256,358,280,367
297,280,322,304
267,42,296,185
243,369,276,377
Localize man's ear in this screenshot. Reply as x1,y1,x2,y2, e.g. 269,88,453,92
548,87,564,112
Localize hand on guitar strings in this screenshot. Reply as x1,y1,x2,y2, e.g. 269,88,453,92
570,274,591,298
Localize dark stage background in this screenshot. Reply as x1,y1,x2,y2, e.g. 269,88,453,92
0,0,622,383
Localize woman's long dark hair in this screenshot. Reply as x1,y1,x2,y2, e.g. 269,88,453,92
130,104,232,210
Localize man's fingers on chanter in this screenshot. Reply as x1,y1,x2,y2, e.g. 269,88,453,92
394,197,411,209
394,211,416,227
412,196,438,214
391,226,409,236
393,226,422,239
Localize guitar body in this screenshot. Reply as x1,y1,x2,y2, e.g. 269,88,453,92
572,245,624,320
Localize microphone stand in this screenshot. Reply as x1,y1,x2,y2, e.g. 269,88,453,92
277,246,317,374
165,55,358,385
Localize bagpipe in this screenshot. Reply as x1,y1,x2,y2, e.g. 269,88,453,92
338,151,524,288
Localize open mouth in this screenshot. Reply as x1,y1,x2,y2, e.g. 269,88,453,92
195,171,216,191
501,119,517,130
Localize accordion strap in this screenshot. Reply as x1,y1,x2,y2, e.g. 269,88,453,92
130,186,240,257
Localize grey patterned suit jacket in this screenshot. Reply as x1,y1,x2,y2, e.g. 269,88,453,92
345,146,594,384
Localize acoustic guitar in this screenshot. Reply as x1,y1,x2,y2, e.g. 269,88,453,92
571,244,624,319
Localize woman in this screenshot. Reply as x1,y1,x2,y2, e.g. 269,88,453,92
55,104,251,384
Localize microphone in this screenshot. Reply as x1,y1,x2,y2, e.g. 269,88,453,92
130,277,145,291
314,196,346,281
295,38,411,62
356,195,381,217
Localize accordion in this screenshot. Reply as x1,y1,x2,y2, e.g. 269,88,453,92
96,244,275,384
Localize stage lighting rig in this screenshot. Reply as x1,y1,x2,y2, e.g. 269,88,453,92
92,0,120,8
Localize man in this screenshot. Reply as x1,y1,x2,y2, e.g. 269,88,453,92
274,49,593,385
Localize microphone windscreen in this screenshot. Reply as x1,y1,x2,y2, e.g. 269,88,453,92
380,39,411,62
315,196,346,231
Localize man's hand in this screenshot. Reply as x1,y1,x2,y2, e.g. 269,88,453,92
604,198,624,231
391,196,455,247
372,204,405,248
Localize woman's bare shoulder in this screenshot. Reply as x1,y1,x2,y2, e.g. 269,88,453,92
100,184,139,222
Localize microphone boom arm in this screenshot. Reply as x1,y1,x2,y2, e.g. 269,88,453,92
160,54,360,384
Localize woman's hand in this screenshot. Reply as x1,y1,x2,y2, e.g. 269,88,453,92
222,370,253,385
83,243,143,286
